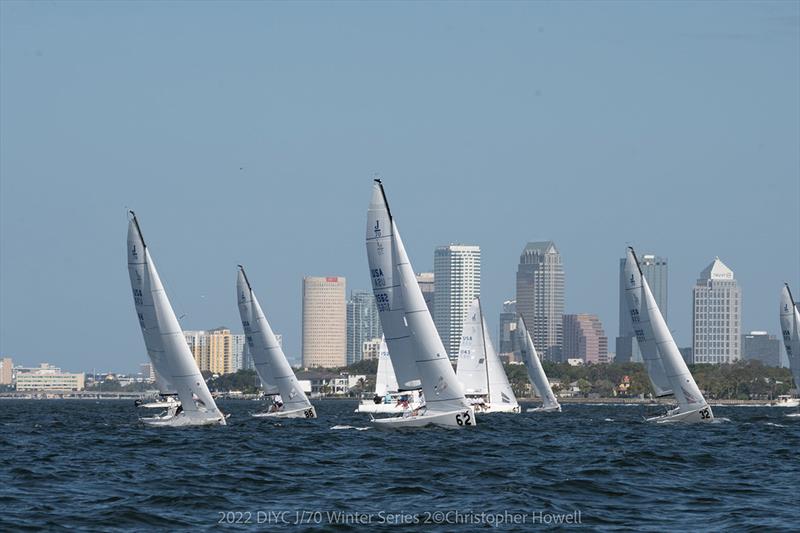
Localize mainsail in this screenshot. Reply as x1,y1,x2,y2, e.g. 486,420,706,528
779,284,800,392
237,266,313,413
625,247,711,416
127,212,223,421
622,250,672,397
456,299,488,396
367,180,469,413
517,317,560,410
375,337,399,397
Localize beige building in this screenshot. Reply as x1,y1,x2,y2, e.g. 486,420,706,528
563,314,609,364
184,327,244,375
303,276,346,368
361,337,383,361
0,357,13,385
15,363,85,391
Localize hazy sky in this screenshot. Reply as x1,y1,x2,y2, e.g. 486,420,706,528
1,1,798,372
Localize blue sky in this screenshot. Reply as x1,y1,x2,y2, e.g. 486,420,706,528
1,1,798,372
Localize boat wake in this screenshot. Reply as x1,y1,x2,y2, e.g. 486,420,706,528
765,422,786,428
330,425,370,431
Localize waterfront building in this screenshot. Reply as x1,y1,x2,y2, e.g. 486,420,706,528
692,257,742,364
616,254,668,363
516,241,564,361
562,314,609,364
184,327,245,375
0,357,12,385
15,363,85,391
433,245,481,361
346,290,383,365
139,362,155,382
362,337,383,361
302,276,346,368
742,331,782,367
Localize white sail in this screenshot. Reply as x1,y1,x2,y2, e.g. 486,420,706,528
626,247,712,419
375,337,399,397
779,284,800,392
456,299,488,395
368,180,469,414
237,267,314,415
127,218,174,395
366,183,422,391
128,212,225,424
517,317,560,410
484,313,518,409
621,250,672,397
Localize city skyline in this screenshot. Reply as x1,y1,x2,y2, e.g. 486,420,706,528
1,2,798,372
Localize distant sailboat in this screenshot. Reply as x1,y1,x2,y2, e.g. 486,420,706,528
779,284,800,411
516,316,561,413
366,180,475,428
456,298,519,413
355,337,423,414
237,266,316,419
624,247,712,423
127,212,226,427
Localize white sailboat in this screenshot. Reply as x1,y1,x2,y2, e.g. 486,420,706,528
355,337,424,414
456,298,519,413
366,180,475,428
237,266,316,419
516,316,561,413
624,247,713,423
127,212,226,427
779,284,800,412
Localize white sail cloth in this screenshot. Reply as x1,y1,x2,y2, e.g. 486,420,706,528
517,317,560,410
375,337,399,397
779,284,800,391
237,267,313,414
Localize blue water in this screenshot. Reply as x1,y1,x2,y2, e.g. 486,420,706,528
1,400,798,531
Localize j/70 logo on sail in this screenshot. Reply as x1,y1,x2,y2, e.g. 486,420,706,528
374,220,381,237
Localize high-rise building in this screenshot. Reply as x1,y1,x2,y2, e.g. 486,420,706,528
346,290,383,365
616,254,668,363
516,241,564,361
692,257,742,364
433,245,481,361
498,300,518,361
416,272,435,316
302,276,346,368
139,362,154,382
184,327,245,375
742,331,782,367
0,357,12,385
362,337,383,361
563,314,609,364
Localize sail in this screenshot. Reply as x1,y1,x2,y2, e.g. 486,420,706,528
127,216,175,395
629,247,709,413
129,213,223,419
367,180,468,412
517,317,560,410
375,337,399,397
456,299,488,395
484,312,518,408
237,267,313,412
366,182,421,390
779,284,800,391
622,249,673,397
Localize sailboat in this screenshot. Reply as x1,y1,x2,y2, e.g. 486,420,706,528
624,247,712,423
366,180,475,428
237,266,316,419
779,284,800,412
516,316,561,413
355,337,424,414
456,298,519,413
127,212,226,427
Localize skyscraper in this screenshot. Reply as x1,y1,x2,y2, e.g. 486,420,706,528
692,257,742,364
416,272,435,316
563,314,609,364
616,253,668,363
346,290,383,365
184,327,245,375
498,300,518,360
516,241,564,361
302,276,346,368
433,245,481,361
0,357,13,385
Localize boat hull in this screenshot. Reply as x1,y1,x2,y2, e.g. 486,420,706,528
140,411,227,427
526,404,562,413
371,407,476,429
252,406,317,419
766,398,800,408
474,403,520,414
645,404,714,424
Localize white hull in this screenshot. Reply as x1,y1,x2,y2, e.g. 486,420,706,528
526,404,562,413
645,404,714,424
355,392,424,414
371,407,476,429
473,403,520,414
252,406,316,419
765,398,800,408
137,398,180,409
140,411,227,427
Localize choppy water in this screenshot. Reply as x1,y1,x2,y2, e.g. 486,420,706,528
1,400,798,531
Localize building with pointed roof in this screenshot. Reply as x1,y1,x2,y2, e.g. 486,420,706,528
516,241,565,361
692,257,742,364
